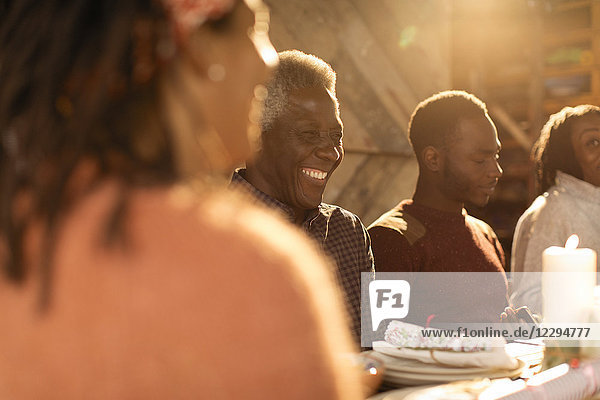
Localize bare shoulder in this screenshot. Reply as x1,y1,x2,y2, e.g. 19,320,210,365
123,186,360,398
56,181,343,297
0,183,360,399
147,185,337,284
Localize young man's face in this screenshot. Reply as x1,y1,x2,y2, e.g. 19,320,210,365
439,115,503,207
257,86,344,213
570,113,600,187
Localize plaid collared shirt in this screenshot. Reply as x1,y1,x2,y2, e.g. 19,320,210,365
230,170,374,341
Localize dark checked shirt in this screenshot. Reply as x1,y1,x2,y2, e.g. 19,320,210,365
231,170,375,341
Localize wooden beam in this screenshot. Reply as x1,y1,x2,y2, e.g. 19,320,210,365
320,0,419,130
544,94,600,114
343,148,413,158
347,0,452,101
553,0,592,13
543,28,594,47
543,64,598,77
489,104,534,152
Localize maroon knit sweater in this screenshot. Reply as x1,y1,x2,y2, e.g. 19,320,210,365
368,200,509,325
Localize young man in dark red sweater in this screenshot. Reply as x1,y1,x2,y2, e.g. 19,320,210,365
368,90,509,326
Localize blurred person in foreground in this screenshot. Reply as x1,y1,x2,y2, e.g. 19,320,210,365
231,50,374,342
511,105,600,316
0,1,361,398
368,91,510,326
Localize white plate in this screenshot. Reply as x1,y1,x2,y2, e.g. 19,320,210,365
372,341,518,370
381,360,526,386
368,351,491,375
403,378,527,400
366,385,436,400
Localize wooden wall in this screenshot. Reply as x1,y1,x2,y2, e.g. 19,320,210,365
265,0,452,224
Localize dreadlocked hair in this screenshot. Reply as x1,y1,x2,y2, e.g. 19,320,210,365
532,104,600,194
0,0,177,304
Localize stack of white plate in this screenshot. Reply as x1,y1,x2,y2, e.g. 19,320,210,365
366,340,545,398
369,350,526,386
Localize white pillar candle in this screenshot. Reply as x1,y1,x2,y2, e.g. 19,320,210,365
542,235,597,324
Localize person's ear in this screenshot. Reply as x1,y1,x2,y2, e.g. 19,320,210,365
421,146,443,172
255,128,276,156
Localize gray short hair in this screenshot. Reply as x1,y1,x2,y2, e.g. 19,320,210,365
261,50,338,134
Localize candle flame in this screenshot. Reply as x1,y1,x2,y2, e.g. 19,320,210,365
565,234,579,249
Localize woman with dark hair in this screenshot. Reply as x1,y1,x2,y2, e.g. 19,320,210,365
510,105,600,315
0,1,360,398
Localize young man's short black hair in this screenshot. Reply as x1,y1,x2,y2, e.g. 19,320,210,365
408,90,489,160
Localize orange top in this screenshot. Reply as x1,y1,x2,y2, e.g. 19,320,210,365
0,181,361,399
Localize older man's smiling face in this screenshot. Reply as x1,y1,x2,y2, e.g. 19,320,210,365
257,86,344,216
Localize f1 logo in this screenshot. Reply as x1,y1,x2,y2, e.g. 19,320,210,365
369,280,410,331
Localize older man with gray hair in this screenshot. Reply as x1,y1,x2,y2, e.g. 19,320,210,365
231,50,374,342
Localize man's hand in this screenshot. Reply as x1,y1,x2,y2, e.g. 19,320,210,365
501,306,538,324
